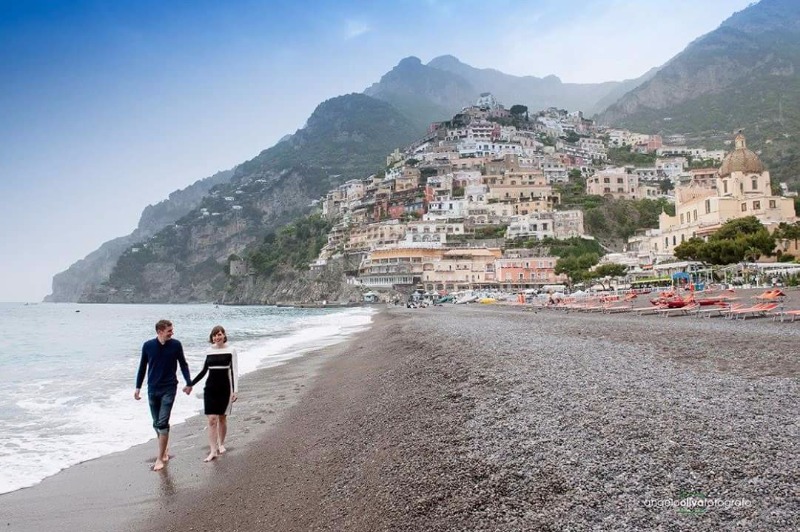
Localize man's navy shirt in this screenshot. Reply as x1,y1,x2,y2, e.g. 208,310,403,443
135,338,192,390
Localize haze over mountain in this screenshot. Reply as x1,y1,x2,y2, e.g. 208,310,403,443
598,0,800,183
365,55,656,131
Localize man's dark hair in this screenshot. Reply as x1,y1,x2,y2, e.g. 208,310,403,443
155,319,173,332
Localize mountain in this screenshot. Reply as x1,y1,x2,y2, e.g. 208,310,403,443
82,94,421,303
364,56,475,130
239,93,420,181
597,0,800,184
426,55,657,116
363,55,655,130
44,169,233,302
51,56,656,303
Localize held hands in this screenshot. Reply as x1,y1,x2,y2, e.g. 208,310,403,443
183,385,193,395
231,392,238,403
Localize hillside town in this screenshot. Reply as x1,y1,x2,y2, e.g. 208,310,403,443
230,94,799,297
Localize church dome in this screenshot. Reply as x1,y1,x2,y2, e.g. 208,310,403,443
719,133,764,177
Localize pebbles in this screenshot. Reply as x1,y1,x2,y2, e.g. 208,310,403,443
148,306,799,532
392,306,800,531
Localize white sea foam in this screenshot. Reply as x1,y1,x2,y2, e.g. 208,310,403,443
0,304,374,494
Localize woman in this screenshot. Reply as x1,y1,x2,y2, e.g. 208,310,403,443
188,325,239,462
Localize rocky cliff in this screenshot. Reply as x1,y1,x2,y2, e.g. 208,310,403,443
82,94,419,304
45,169,233,302
222,258,363,305
82,167,327,303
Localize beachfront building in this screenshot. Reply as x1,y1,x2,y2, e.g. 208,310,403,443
494,251,566,289
358,246,445,288
421,248,502,292
634,133,797,259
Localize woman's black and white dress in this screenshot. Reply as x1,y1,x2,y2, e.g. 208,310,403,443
189,346,239,415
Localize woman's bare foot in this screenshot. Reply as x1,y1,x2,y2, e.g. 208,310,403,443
203,452,218,462
161,448,170,462
153,460,166,471
217,444,226,454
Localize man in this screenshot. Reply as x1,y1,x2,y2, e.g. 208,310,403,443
134,319,192,471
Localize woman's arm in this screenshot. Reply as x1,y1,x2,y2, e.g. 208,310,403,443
189,357,210,387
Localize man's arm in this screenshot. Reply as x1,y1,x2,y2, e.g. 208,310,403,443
177,343,192,386
134,345,148,399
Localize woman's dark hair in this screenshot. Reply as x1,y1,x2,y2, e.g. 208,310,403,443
209,325,227,343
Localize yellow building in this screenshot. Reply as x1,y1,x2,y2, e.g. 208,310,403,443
643,133,796,257
359,246,445,288
422,248,502,292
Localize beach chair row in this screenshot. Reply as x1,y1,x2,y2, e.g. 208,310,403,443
543,300,800,322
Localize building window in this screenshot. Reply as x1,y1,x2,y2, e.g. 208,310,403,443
741,203,747,212
769,200,777,208
680,213,685,224
753,200,761,210
603,178,610,183
723,181,728,194
694,210,698,221
705,199,711,214
752,178,758,190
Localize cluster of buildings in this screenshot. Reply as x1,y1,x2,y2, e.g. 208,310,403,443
272,94,798,294
309,96,615,293
626,133,798,265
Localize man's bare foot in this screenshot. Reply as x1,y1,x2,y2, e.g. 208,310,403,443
161,449,170,462
217,444,226,454
153,460,166,471
203,452,218,462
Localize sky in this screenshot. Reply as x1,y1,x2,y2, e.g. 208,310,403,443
0,0,755,302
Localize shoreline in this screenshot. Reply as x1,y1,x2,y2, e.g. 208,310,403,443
0,317,370,532
3,305,798,530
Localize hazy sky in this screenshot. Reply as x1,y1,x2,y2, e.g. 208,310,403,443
0,0,754,302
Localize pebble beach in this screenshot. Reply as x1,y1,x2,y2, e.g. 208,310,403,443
3,297,798,531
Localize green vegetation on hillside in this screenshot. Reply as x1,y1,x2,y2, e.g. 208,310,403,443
554,173,675,248
548,237,604,283
606,146,657,167
583,198,674,243
236,94,421,183
247,215,332,278
673,217,776,264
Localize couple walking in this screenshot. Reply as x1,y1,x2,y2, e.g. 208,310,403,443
134,320,239,470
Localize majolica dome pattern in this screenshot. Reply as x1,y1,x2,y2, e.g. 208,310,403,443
718,133,764,177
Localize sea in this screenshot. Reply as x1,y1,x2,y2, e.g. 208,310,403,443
0,302,374,495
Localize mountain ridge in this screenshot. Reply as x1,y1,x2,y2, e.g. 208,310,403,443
596,0,800,184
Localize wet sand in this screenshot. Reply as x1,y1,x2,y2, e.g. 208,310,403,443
3,300,799,531
0,335,341,532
